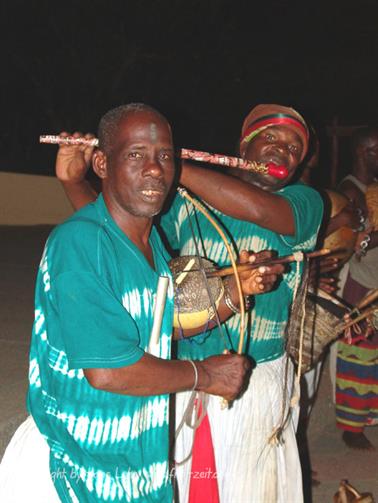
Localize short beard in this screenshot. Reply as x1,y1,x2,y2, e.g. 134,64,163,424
125,204,163,218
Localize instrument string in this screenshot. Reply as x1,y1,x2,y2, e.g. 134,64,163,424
181,197,229,349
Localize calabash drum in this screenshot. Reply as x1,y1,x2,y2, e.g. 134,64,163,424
366,181,378,230
323,189,357,263
288,289,348,373
169,256,224,330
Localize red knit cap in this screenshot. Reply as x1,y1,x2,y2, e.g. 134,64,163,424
240,104,309,161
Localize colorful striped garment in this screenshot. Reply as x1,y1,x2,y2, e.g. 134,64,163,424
27,194,174,502
336,339,378,432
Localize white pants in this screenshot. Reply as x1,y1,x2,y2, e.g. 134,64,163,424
0,416,61,503
175,355,303,503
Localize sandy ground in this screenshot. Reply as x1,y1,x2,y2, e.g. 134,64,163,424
0,225,377,502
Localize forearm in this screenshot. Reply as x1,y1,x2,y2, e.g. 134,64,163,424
180,162,295,234
61,180,98,210
84,353,209,396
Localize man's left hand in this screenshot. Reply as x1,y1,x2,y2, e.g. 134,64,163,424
239,249,284,295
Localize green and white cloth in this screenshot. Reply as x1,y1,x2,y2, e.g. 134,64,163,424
160,182,323,503
160,182,323,363
26,194,174,502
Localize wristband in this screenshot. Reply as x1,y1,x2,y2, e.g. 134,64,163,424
223,277,252,313
223,277,241,314
187,359,198,391
359,234,371,256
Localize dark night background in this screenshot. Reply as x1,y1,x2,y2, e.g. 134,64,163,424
1,0,377,184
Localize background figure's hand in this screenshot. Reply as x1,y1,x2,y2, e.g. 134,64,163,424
196,353,252,401
317,276,338,294
239,249,284,295
55,131,95,183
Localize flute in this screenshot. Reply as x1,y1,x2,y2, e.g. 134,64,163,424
39,135,288,179
168,248,342,279
204,248,339,278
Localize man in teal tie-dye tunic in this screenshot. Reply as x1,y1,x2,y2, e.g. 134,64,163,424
159,104,324,503
0,104,257,503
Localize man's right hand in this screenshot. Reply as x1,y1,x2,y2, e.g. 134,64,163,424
55,131,95,183
196,353,252,401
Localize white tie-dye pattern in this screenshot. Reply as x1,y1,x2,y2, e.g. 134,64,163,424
116,416,132,442
130,396,168,439
251,313,287,342
40,254,51,293
288,232,319,252
29,358,41,387
101,418,112,444
236,235,268,253
57,461,170,502
49,396,167,454
65,414,77,439
94,418,104,445
47,347,84,380
110,417,119,443
142,288,151,317
95,470,105,499
160,333,170,359
122,288,142,318
225,311,286,344
52,437,168,500
286,265,302,292
73,415,90,442
34,309,45,334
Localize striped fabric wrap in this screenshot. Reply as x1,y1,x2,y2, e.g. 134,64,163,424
336,340,378,432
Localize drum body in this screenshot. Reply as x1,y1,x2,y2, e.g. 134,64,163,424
323,189,357,263
366,181,378,230
169,256,224,330
288,290,347,373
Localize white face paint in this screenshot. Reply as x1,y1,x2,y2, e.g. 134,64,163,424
150,123,158,143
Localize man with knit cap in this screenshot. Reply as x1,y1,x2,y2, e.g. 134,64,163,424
53,103,323,502
160,103,323,503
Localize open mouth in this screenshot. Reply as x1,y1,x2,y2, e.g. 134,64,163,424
140,187,165,201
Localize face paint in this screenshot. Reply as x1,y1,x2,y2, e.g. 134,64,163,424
150,123,158,143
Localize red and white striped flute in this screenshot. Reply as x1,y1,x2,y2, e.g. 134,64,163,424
39,135,288,179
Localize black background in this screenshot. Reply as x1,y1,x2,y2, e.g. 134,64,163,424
1,0,377,183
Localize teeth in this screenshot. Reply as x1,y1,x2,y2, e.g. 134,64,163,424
142,190,160,196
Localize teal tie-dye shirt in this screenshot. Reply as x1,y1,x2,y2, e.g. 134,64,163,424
160,182,323,363
27,195,174,502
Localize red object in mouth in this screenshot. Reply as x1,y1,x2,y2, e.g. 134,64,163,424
266,163,288,179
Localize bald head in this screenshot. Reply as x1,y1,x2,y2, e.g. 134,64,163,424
98,103,170,154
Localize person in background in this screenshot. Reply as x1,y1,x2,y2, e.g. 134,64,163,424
335,126,378,451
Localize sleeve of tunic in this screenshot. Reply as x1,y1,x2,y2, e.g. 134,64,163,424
278,183,324,251
47,220,145,369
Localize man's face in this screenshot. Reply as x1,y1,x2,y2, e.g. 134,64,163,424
98,111,175,219
363,133,378,179
239,125,304,191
